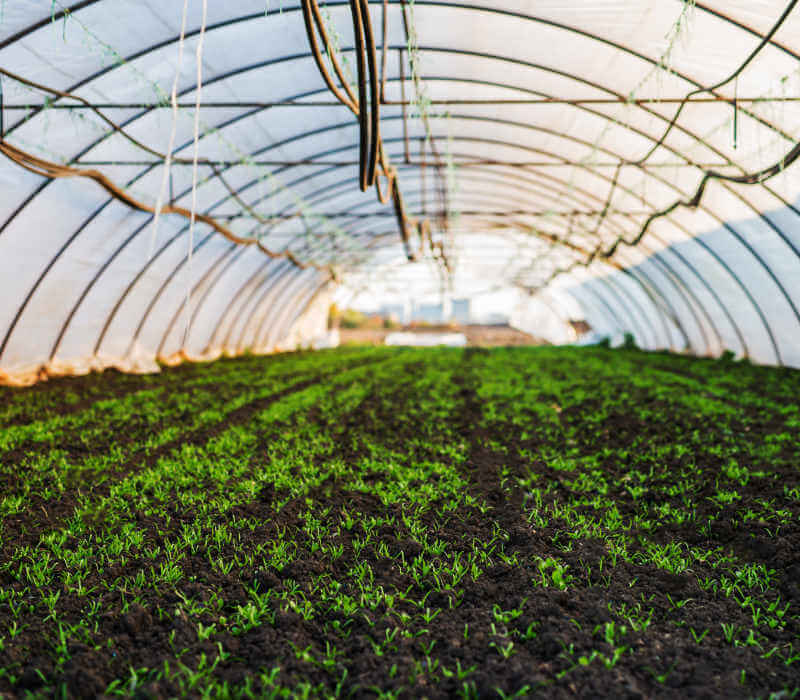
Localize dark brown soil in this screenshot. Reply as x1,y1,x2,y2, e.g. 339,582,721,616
1,348,798,698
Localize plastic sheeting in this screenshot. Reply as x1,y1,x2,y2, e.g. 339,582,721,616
1,0,799,383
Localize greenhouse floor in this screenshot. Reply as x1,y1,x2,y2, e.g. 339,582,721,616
1,346,799,698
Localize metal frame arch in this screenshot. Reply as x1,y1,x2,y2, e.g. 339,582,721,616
256,163,633,233
669,234,780,362
624,254,706,353
467,181,729,355
203,261,295,356
233,264,327,356
246,230,390,350
6,0,797,65
133,234,243,360
0,4,792,372
460,214,696,351
1,12,792,366
0,2,102,51
4,2,792,270
6,1,796,163
148,231,338,363
614,267,686,351
256,129,774,354
690,2,800,62
151,242,253,360
258,276,318,351
0,91,331,362
197,257,291,357
247,135,752,356
653,237,750,356
277,278,336,346
221,262,300,354
176,245,249,352
250,268,318,353
87,219,213,358
33,133,582,372
4,24,796,252
70,123,764,370
223,111,784,273
621,267,687,350
644,253,716,352
91,195,341,371
6,52,792,366
570,281,630,340
0,180,149,360
258,269,327,351
88,222,228,358
229,263,298,355
0,115,760,372
313,203,686,353
117,232,237,361
590,274,658,349
34,110,361,365
283,155,726,354
164,259,299,360
154,243,247,359
546,285,618,341
333,187,687,349
265,276,333,352
400,128,793,359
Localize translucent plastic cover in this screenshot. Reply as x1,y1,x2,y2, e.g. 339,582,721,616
1,1,799,383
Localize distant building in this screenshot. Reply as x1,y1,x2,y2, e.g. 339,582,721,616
414,303,444,324
452,298,471,324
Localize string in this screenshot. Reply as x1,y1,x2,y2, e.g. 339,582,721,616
147,0,191,262
183,0,209,349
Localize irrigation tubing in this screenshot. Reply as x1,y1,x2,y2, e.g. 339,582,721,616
0,139,325,271
534,137,800,291
535,0,800,292
300,0,437,261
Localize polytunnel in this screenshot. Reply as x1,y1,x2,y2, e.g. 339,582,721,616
3,4,800,697
1,0,800,385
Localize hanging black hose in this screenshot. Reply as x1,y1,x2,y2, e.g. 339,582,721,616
300,0,436,262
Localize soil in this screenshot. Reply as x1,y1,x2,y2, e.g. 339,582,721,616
1,352,389,551
1,348,798,698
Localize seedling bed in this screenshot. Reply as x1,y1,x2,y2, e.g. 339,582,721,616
1,346,799,698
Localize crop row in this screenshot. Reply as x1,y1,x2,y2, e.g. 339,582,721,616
0,346,798,697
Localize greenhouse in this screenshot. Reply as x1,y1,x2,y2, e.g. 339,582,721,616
0,0,799,696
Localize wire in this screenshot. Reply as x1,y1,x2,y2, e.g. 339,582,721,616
184,0,209,347
148,0,191,262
